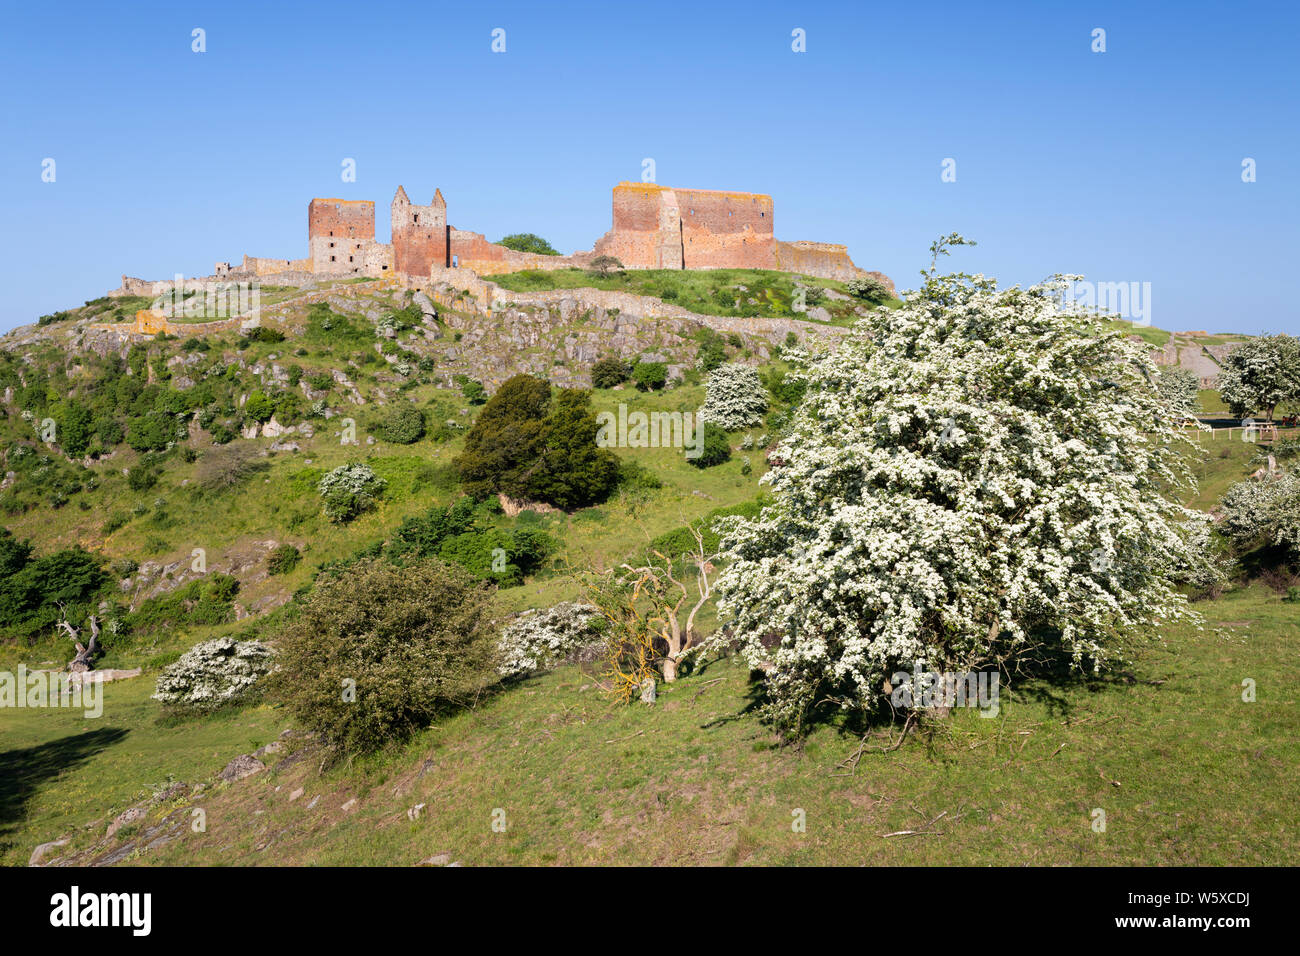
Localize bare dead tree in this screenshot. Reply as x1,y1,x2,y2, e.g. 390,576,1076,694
56,603,100,672
620,522,719,682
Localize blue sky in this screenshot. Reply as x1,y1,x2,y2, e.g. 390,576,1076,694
1,0,1296,334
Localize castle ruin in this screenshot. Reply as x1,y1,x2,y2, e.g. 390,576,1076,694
117,181,886,298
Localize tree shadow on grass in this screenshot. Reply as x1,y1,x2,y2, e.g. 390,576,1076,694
0,727,130,854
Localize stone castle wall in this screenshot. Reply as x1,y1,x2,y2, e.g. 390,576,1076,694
308,199,375,241
110,180,889,313
776,241,879,285
451,229,595,274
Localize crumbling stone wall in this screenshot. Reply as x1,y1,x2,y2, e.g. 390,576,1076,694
113,180,889,300
590,182,868,279
406,267,845,347
677,187,777,270
240,255,313,276
592,183,685,269
452,229,594,274
776,241,873,284
309,237,392,277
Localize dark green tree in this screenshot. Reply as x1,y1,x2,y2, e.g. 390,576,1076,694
530,389,620,509
498,233,561,256
454,374,552,501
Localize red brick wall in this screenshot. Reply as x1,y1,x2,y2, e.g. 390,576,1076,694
308,199,375,241
394,223,447,276
677,188,776,269
595,182,777,270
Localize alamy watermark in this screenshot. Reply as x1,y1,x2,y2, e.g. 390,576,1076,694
1059,280,1153,326
1,665,104,718
890,666,1000,717
151,273,261,322
596,404,704,459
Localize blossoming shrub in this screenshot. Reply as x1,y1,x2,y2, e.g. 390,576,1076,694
715,269,1206,734
1220,470,1300,559
318,463,386,522
1156,366,1201,422
152,636,275,712
497,602,603,677
699,363,768,431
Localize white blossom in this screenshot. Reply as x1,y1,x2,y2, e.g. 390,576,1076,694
698,363,768,431
714,270,1205,733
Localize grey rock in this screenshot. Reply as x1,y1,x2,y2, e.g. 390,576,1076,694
217,754,266,782
29,838,69,867
107,806,146,838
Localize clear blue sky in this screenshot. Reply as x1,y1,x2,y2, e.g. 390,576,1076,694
2,0,1296,334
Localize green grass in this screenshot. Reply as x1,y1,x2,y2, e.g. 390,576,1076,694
5,580,1293,866
1103,318,1172,347
2,430,1297,866
0,676,280,865
488,268,900,325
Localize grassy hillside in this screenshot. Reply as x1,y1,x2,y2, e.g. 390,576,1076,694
2,275,1296,868
5,578,1295,867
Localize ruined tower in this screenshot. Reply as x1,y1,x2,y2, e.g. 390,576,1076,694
391,186,449,277
308,199,382,275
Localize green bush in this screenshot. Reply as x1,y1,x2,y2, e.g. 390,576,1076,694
689,422,731,469
126,574,240,636
271,557,498,756
244,391,274,423
126,411,179,451
318,463,386,522
242,325,285,344
379,405,425,444
693,329,729,372
455,376,619,509
590,357,630,389
846,276,890,301
126,465,160,492
267,543,301,575
0,538,107,642
632,361,668,391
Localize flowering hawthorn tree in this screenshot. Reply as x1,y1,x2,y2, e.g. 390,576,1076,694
714,263,1206,734
1156,366,1201,423
318,463,386,522
1217,334,1300,422
1220,468,1300,558
497,602,603,677
699,363,768,431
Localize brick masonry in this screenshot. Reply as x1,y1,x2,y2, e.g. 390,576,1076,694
112,180,891,303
